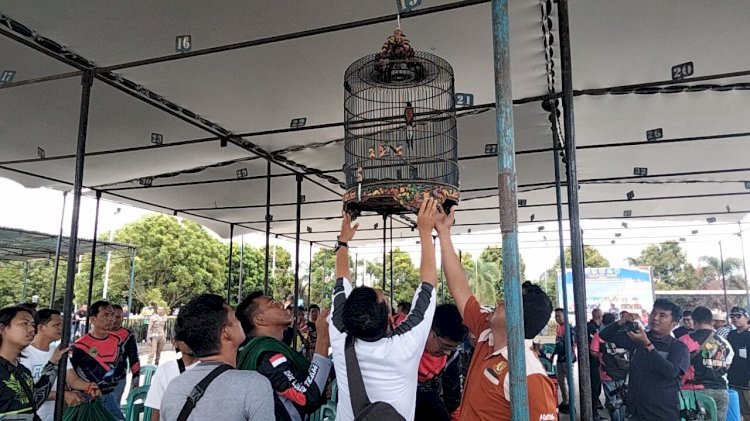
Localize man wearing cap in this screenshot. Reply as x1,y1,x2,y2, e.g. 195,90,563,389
715,310,732,339
728,306,750,420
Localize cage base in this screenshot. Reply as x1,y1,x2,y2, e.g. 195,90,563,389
344,182,459,218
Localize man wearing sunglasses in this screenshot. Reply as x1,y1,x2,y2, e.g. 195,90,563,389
414,304,467,421
728,307,750,420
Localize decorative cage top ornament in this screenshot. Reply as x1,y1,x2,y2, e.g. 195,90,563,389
343,28,459,217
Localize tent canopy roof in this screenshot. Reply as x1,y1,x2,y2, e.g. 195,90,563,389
0,226,134,261
1,0,749,243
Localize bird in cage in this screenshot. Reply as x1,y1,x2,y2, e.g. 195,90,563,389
404,101,415,150
356,166,364,201
369,146,376,160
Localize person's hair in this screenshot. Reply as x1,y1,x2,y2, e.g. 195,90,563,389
236,291,265,334
111,304,122,311
36,309,61,326
343,287,389,341
175,294,229,358
308,304,320,311
602,313,616,325
397,301,411,314
0,306,35,347
523,282,553,339
89,301,111,317
691,306,713,325
432,304,466,342
682,310,692,318
652,298,681,322
554,308,564,313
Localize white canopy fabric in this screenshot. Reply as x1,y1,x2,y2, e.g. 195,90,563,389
1,0,749,244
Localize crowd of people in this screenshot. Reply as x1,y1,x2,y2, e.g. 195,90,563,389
547,298,750,421
3,198,750,420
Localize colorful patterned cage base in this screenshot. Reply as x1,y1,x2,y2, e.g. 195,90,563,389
343,30,459,216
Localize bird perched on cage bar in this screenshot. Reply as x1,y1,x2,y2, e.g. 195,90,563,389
404,101,415,149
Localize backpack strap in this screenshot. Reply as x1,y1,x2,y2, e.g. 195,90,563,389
176,363,231,421
177,358,186,374
345,335,371,416
689,331,716,362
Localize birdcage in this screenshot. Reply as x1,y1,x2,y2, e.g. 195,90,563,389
343,29,459,217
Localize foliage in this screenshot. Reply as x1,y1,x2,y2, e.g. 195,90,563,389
364,248,421,305
626,241,697,290
0,259,69,309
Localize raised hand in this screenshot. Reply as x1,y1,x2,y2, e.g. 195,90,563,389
435,206,455,236
49,346,69,365
339,212,359,243
417,196,438,236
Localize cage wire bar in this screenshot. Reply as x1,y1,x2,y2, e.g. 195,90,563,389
558,0,593,418
491,0,528,419
54,69,94,421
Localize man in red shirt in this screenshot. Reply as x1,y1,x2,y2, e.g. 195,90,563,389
436,207,557,421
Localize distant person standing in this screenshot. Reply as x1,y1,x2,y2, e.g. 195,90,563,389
673,310,694,339
121,304,131,319
148,307,168,365
727,306,750,421
588,308,604,418
553,308,576,414
74,304,88,338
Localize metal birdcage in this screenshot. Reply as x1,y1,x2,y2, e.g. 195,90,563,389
343,30,459,217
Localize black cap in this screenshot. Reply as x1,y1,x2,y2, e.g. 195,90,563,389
730,307,748,318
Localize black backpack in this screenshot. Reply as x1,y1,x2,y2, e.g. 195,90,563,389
345,336,405,421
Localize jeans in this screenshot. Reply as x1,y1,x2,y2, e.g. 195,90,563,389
699,388,728,421
602,379,627,421
100,392,125,420
112,378,127,408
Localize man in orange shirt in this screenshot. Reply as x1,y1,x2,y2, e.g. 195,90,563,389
436,207,558,421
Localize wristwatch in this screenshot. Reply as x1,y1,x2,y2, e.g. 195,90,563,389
335,240,348,252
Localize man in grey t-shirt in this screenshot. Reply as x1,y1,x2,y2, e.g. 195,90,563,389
159,294,274,421
161,362,273,420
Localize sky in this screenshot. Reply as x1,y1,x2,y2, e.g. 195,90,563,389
2,177,749,287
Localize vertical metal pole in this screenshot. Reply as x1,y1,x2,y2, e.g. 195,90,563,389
293,174,303,349
238,235,244,302
739,222,750,307
21,261,29,303
551,103,577,420
50,191,68,307
389,216,394,308
308,241,313,306
491,1,528,419
264,161,272,295
84,191,102,333
354,253,359,286
382,214,387,290
128,248,136,311
54,70,93,421
227,224,234,304
720,241,730,315
558,0,592,417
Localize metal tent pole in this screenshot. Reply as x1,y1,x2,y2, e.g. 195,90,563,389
84,191,102,333
238,235,244,302
292,174,303,350
264,161,272,295
21,261,29,303
382,214,387,290
227,223,234,304
739,222,750,307
50,191,68,307
54,70,93,421
491,1,528,419
551,102,577,420
558,0,593,417
720,241,730,315
128,248,136,311
389,216,394,308
308,241,313,306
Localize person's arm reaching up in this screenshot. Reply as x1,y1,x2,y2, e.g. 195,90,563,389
435,206,472,317
335,212,358,281
418,196,438,287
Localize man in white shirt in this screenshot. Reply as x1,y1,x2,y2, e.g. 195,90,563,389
21,309,95,421
329,198,439,421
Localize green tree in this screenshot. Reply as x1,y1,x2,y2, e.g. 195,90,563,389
477,246,528,301
365,248,421,305
541,245,611,306
626,241,699,290
103,215,228,310
0,259,67,308
697,256,745,290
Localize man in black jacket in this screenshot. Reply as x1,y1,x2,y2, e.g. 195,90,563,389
599,299,689,421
